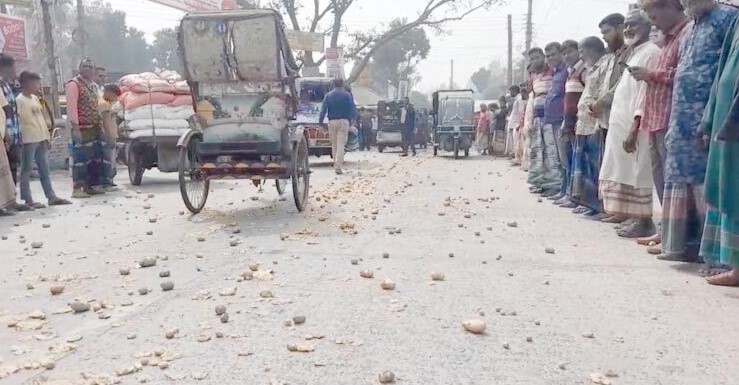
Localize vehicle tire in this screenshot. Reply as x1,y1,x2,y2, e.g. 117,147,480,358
433,145,438,157
291,136,310,212
178,136,209,214
126,142,144,186
453,138,460,159
275,179,287,196
378,145,384,153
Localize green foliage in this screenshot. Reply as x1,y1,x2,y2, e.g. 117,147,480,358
369,19,431,87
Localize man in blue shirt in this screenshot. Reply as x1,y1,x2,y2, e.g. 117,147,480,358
319,78,356,175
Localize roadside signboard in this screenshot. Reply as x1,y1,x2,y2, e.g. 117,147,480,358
0,13,27,61
325,47,344,79
284,29,324,52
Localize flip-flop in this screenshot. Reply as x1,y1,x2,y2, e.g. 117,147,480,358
601,215,627,224
560,201,579,209
656,253,697,262
706,270,739,287
617,223,655,239
572,206,590,214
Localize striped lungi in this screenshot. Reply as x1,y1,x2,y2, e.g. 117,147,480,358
700,205,739,269
662,183,706,258
599,180,653,219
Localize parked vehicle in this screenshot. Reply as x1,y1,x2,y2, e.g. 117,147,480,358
376,100,405,153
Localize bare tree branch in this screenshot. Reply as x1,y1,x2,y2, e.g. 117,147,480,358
309,0,334,32
282,0,302,31
345,0,498,83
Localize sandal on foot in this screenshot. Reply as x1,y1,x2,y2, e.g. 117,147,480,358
617,222,655,239
656,253,696,262
13,203,34,212
706,270,739,287
48,197,72,206
26,202,46,209
601,215,627,224
559,201,579,209
572,206,589,214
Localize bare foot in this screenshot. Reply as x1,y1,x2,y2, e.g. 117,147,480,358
637,233,662,246
707,269,739,287
601,215,628,224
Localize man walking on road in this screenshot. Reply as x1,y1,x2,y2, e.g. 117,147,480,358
319,78,356,175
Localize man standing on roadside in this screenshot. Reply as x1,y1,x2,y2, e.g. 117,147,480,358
0,54,22,187
629,0,692,253
319,78,356,175
66,59,107,197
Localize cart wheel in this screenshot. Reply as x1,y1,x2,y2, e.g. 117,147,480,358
275,179,287,196
453,138,460,159
178,136,209,214
291,137,310,212
126,143,144,186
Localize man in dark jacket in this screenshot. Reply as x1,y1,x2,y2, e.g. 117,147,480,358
319,78,356,174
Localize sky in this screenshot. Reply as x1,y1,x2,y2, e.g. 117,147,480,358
106,0,635,93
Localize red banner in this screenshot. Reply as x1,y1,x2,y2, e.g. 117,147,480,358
0,14,27,61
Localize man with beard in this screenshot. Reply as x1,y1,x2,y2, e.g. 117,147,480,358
655,0,737,264
589,14,630,223
629,0,692,254
599,11,661,239
529,43,565,197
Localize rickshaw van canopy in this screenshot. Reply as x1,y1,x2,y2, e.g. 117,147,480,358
179,10,299,84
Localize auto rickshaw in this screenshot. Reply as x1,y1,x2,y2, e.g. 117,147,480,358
176,9,310,214
376,100,405,153
432,90,476,159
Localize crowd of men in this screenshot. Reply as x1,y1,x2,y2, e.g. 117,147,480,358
0,57,120,215
504,0,739,287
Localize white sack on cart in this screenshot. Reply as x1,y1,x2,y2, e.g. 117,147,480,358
124,105,195,121
127,118,191,130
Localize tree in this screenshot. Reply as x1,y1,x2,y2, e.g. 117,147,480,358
272,0,500,83
409,90,431,109
469,67,491,93
369,19,430,89
151,28,180,71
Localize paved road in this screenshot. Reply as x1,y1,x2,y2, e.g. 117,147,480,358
1,149,737,385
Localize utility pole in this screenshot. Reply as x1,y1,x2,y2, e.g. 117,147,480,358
76,0,86,59
525,0,533,54
507,14,513,88
449,59,454,90
41,0,61,118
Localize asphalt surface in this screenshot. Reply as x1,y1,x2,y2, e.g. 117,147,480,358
1,148,738,385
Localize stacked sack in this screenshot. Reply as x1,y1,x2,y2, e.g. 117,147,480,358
118,71,195,136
